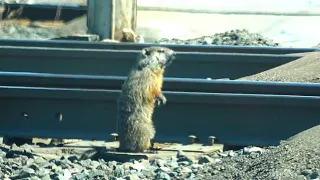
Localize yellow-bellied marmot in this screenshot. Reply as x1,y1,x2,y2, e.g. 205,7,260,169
117,46,176,153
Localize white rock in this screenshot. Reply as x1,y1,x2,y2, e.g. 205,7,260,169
64,169,72,179
181,167,192,173
132,162,145,172
160,166,171,172
243,147,264,154
228,150,236,157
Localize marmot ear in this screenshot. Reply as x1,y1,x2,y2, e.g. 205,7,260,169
142,48,150,56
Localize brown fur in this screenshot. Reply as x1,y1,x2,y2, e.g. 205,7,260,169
117,46,176,153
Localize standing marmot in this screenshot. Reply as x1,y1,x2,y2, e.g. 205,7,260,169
117,46,176,153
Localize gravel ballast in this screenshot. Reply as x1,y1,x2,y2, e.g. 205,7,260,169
239,51,320,83
1,125,320,180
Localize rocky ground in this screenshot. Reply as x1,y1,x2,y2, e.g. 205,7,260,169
1,125,320,180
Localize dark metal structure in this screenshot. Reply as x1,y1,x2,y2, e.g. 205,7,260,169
1,72,320,96
0,45,302,79
0,84,319,146
0,42,319,147
0,38,318,54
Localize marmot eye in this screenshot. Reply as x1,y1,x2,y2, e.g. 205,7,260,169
157,49,164,53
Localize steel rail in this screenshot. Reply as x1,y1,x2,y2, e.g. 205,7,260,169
0,72,320,96
0,46,302,79
0,38,318,54
0,85,319,146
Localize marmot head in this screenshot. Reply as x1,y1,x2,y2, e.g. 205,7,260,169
136,46,176,70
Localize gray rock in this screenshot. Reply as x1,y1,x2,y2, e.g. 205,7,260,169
72,173,89,180
155,171,171,180
34,157,47,165
80,159,91,167
19,167,36,178
198,155,216,164
27,158,35,165
152,159,166,167
160,166,171,173
125,174,140,180
113,166,125,177
212,170,220,175
20,144,35,153
141,169,155,178
0,171,4,179
176,150,193,163
301,169,313,176
36,168,49,177
168,161,179,168
20,155,29,165
122,162,134,170
6,150,20,158
42,174,52,180
169,172,178,177
90,160,100,169
4,165,14,175
89,170,105,178
228,150,236,157
108,161,118,168
178,161,190,166
42,162,54,169
54,174,68,180
210,153,220,158
180,167,192,174
187,173,196,179
67,156,78,163
55,160,68,169
28,164,39,171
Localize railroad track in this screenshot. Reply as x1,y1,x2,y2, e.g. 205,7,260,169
0,44,306,79
0,38,318,54
0,40,319,151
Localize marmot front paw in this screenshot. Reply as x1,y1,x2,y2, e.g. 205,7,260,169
156,95,167,106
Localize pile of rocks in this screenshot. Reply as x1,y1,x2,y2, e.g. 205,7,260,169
1,125,320,180
0,20,280,47
156,29,280,47
239,51,320,83
0,142,265,180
